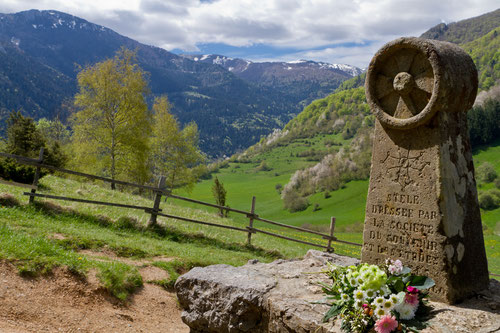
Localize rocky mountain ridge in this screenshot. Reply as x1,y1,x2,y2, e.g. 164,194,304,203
182,54,362,108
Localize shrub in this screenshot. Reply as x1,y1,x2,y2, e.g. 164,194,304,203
313,203,320,212
479,191,500,210
477,162,498,183
256,160,272,171
275,183,283,194
282,190,309,212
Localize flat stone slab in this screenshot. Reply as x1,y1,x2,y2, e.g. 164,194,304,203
175,250,500,332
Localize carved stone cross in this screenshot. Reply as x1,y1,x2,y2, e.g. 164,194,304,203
362,37,489,303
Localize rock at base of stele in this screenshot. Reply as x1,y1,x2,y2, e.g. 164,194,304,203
175,250,500,333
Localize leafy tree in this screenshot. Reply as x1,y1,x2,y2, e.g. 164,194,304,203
150,96,204,191
212,176,228,217
36,117,70,146
71,48,151,188
468,97,500,147
0,111,66,183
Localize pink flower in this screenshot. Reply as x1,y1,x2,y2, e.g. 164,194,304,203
388,260,403,275
374,315,398,333
407,286,419,294
404,293,419,306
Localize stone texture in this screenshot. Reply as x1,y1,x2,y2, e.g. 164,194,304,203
175,250,358,333
175,264,277,332
363,37,489,303
175,251,500,333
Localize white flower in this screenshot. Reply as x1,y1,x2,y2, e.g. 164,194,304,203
373,296,385,306
395,302,417,320
353,289,366,301
349,277,359,287
374,307,388,318
365,289,376,299
389,294,401,306
382,299,394,311
340,293,350,302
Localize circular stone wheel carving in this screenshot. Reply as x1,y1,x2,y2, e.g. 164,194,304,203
366,38,440,130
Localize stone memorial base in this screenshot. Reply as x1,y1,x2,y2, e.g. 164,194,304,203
175,251,500,333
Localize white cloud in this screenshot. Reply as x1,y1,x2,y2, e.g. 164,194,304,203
0,0,498,67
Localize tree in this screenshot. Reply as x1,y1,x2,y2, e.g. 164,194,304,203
0,111,66,183
6,111,45,157
212,176,228,217
468,97,500,147
71,48,151,188
150,96,204,191
36,117,70,146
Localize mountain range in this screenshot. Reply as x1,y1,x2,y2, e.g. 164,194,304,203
181,54,361,109
0,9,359,157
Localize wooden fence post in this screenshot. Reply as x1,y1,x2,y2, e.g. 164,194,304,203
148,176,166,226
28,147,44,204
247,196,256,246
326,217,336,253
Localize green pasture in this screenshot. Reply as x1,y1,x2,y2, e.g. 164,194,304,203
175,133,500,276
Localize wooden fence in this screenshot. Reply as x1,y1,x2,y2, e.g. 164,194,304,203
0,149,361,253
1,149,499,279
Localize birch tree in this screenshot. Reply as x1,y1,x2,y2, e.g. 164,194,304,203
71,49,151,188
150,96,204,191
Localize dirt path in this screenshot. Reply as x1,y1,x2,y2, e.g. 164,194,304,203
0,261,189,332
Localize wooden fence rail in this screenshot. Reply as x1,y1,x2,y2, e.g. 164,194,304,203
2,150,499,278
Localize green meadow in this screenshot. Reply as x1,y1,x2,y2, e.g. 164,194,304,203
175,134,500,277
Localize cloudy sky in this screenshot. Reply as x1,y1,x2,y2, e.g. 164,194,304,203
0,1,498,67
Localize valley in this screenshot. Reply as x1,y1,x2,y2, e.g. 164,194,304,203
0,8,499,331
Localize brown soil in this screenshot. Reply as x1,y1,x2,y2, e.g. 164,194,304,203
0,260,189,333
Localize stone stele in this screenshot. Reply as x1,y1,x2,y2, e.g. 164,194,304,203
361,37,489,304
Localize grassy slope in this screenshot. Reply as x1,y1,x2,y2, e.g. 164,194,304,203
462,28,500,90
175,134,500,276
0,174,364,294
177,133,366,230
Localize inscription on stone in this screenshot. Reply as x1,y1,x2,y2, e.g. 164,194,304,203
362,37,489,303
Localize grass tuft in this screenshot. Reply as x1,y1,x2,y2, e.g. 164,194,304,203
0,193,20,207
96,261,143,301
115,216,143,230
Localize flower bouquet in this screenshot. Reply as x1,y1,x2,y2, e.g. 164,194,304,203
321,259,434,333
